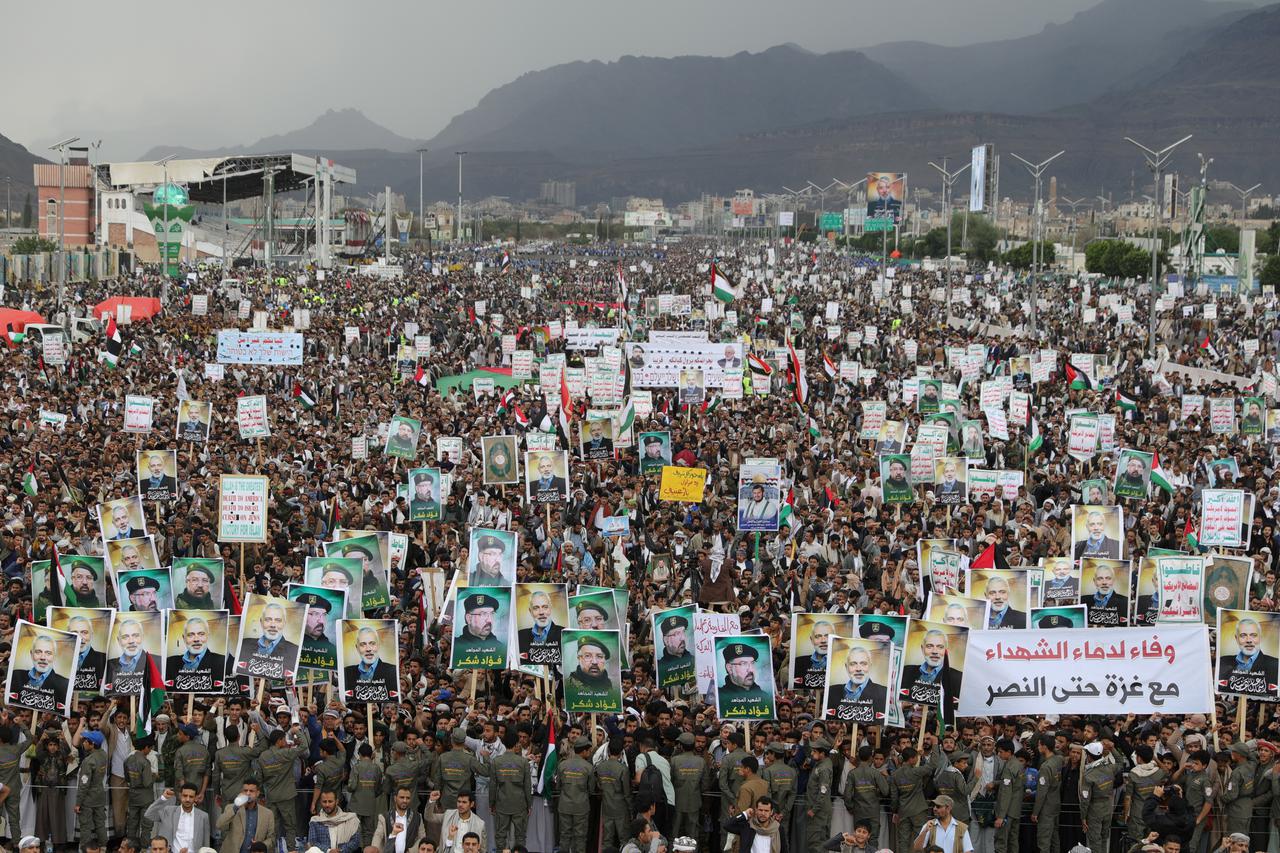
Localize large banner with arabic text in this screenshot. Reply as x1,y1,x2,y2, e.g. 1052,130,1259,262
957,626,1211,717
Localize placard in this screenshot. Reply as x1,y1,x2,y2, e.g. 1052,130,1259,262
659,466,707,503
216,330,305,365
236,395,270,440
217,475,270,543
123,395,155,434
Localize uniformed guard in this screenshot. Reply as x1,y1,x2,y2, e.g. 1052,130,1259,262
593,738,631,850
311,737,347,814
993,739,1023,853
934,751,971,824
554,737,595,853
889,746,932,853
432,729,489,807
174,723,211,803
125,735,157,841
1183,748,1214,853
76,730,110,847
491,744,532,850
212,722,256,803
672,733,709,844
1080,741,1116,853
805,737,834,853
250,721,311,852
0,721,27,845
845,745,890,839
347,743,385,846
383,742,424,809
1032,736,1063,853
762,743,798,850
1223,741,1257,835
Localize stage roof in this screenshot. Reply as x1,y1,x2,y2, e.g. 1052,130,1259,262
95,154,357,204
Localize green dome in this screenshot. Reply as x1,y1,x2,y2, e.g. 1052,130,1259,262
153,182,189,206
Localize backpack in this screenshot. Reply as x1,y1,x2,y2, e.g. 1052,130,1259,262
637,754,667,805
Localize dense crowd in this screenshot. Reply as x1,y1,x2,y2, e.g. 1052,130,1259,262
0,237,1276,853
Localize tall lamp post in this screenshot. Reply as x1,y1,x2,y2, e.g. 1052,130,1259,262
1124,133,1192,355
49,136,79,299
454,151,467,243
1059,196,1090,273
1009,149,1065,335
3,177,9,230
1226,181,1262,224
927,157,971,323
416,147,429,241
154,154,179,278
832,177,867,242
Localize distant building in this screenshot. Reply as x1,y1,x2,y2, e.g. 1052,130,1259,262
539,181,576,208
34,148,96,246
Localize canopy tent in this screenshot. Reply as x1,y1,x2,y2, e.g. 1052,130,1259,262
92,297,163,322
0,307,48,334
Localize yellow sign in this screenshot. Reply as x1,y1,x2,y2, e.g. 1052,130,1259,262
659,466,707,503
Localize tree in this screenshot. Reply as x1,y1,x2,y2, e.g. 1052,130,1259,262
1204,225,1239,254
1262,255,1280,291
1255,221,1279,256
11,236,57,254
1002,241,1054,270
21,193,31,229
961,214,1000,263
911,227,948,259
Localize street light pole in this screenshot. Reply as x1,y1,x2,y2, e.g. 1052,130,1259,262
832,177,868,242
49,136,79,301
927,157,971,324
454,151,467,243
1124,133,1192,355
416,147,429,242
154,154,179,280
1226,181,1262,224
1059,197,1089,273
1009,149,1066,335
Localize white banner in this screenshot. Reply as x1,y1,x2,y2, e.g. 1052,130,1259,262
625,342,743,389
123,395,154,434
958,626,1212,716
236,395,271,440
216,330,305,365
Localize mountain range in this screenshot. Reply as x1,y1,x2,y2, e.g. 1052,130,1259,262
4,0,1278,209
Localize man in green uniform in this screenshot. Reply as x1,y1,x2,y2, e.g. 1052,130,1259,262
383,742,425,810
717,731,748,821
993,739,1023,853
296,593,338,669
718,643,771,713
125,735,157,841
671,733,709,844
174,723,211,803
1123,744,1167,847
310,738,346,815
491,745,532,851
554,738,595,853
934,752,971,824
1223,741,1257,835
1184,749,1214,853
1081,741,1116,853
250,721,311,851
805,738,835,852
212,730,256,804
453,593,507,663
594,738,631,850
76,730,110,847
432,729,489,808
890,746,931,853
409,470,441,519
0,720,27,844
655,614,694,689
1032,735,1063,853
347,743,384,846
846,745,889,839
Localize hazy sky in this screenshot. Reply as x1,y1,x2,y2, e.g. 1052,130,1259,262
4,0,1164,161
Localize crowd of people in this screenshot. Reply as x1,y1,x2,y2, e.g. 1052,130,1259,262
0,235,1276,853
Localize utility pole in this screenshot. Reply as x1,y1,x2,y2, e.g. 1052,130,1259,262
417,147,429,242
927,157,971,324
49,136,79,302
1226,181,1262,224
1124,133,1192,356
1059,197,1090,274
1009,149,1065,335
455,151,467,243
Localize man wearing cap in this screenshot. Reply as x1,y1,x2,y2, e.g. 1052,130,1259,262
554,738,595,853
890,747,933,853
671,733,709,845
174,722,212,806
573,599,610,630
991,739,1022,853
1221,742,1256,835
343,626,397,695
566,635,616,698
65,557,103,605
175,565,216,609
297,593,338,669
1081,741,1115,853
640,434,671,471
933,750,970,825
468,534,511,586
319,561,355,594
719,642,771,710
409,470,441,519
593,738,631,851
125,735,157,841
913,794,972,853
433,730,490,810
249,719,310,851
77,728,110,847
844,746,889,841
127,574,162,611
166,616,226,692
805,737,835,853
384,742,425,811
517,589,563,664
453,593,506,663
656,613,694,689
490,742,532,851
1031,735,1062,853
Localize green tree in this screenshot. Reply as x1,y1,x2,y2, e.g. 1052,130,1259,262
961,213,1000,263
11,236,57,254
1262,255,1280,290
1204,225,1239,254
1255,221,1280,256
21,193,31,229
1002,241,1054,269
911,227,948,259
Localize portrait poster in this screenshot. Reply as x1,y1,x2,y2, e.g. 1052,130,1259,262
107,538,163,577
678,368,706,405
897,619,967,713
1216,608,1280,698
175,399,212,443
569,589,620,631
1113,449,1153,501
339,618,400,703
917,379,941,414
97,495,147,543
580,418,616,461
324,532,389,612
383,415,422,459
855,613,907,648
46,607,113,693
1242,398,1266,436
926,592,990,629
1267,408,1280,443
714,635,776,720
865,172,905,225
436,436,465,466
304,556,365,619
1029,605,1088,630
1079,478,1111,507
875,420,906,454
1133,557,1160,627
236,395,271,440
466,528,517,587
1040,557,1080,605
103,610,163,697
164,610,229,693
933,457,968,505
879,453,914,504
233,593,306,682
652,604,696,690
54,554,107,609
450,587,511,669
969,569,1030,630
407,467,442,521
1070,504,1125,560
638,432,672,473
172,558,224,609
1207,458,1241,488
287,583,346,672
737,462,781,532
515,583,568,666
1080,558,1131,626
822,637,892,724
524,450,570,505
1203,555,1253,622
481,436,520,486
136,449,179,502
222,614,250,697
562,629,623,713
217,475,269,543
960,420,985,459
788,613,856,690
4,620,79,715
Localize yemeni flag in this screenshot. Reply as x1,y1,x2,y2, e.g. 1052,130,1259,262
1151,453,1175,495
1200,334,1221,362
748,352,773,379
1027,417,1043,455
558,368,573,447
293,383,316,409
500,251,511,274
787,337,807,405
822,352,838,380
512,403,531,428
537,714,558,795
99,317,123,369
1115,390,1138,414
711,262,740,304
134,653,168,737
616,262,629,306
1065,360,1094,390
414,365,430,387
21,463,37,497
497,389,515,415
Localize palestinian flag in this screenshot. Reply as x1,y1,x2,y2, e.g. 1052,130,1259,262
414,365,430,387
1151,453,1175,495
711,263,739,304
293,383,316,410
134,653,167,737
748,353,773,378
130,342,143,357
6,326,24,345
1200,334,1221,361
787,337,807,405
822,352,838,380
1065,360,1094,390
497,389,515,415
1116,390,1138,414
702,396,721,414
99,318,123,369
21,464,37,497
537,714,558,795
618,397,636,435
1185,516,1200,552
808,415,821,439
1028,417,1043,456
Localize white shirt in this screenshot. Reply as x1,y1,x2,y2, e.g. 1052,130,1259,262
175,805,196,853
916,816,973,853
391,808,411,853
